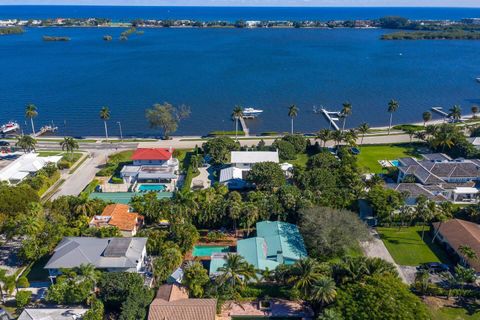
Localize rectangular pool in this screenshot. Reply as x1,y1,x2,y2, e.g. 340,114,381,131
138,184,167,192
192,245,230,257
390,160,400,167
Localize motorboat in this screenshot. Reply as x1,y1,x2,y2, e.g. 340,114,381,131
0,121,19,134
242,107,263,118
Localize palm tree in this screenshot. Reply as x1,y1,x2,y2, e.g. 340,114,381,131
343,129,358,147
331,130,344,150
216,253,256,290
60,137,79,161
316,128,332,148
232,106,243,141
413,131,427,142
422,111,432,127
310,277,337,308
405,127,416,145
77,263,101,288
287,258,323,296
340,102,352,132
16,135,37,153
459,245,478,264
288,104,299,134
387,99,399,135
25,104,38,135
99,106,111,141
449,105,462,122
357,123,370,147
472,105,479,119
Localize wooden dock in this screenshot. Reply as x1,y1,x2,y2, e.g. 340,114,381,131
239,117,250,137
34,124,58,137
431,107,449,118
321,108,341,131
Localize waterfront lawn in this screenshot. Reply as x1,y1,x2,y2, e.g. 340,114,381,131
96,150,134,177
377,226,451,266
356,143,422,173
429,305,480,320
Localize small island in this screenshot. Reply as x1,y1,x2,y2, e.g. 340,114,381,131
43,35,71,41
382,30,480,40
0,26,24,35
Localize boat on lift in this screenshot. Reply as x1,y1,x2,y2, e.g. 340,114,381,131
0,121,20,134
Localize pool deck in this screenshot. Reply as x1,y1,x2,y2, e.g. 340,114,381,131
185,239,237,261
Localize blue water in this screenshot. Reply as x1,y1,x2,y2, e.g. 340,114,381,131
1,6,480,136
138,184,167,192
192,245,230,257
390,160,400,167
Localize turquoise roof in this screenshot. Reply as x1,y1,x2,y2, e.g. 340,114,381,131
209,256,228,275
234,221,307,271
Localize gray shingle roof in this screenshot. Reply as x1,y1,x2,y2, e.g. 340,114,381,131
18,309,88,320
44,237,147,270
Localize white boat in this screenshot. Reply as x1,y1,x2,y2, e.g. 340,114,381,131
0,121,19,134
476,77,480,83
242,107,263,118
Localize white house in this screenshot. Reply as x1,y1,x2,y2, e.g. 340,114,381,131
0,153,62,185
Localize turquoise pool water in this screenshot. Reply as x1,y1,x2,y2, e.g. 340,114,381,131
138,184,167,192
192,245,230,257
390,160,400,167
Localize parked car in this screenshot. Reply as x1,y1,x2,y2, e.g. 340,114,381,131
417,262,450,273
0,141,10,147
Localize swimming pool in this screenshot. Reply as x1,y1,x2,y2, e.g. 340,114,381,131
192,245,230,257
137,184,167,192
390,160,400,167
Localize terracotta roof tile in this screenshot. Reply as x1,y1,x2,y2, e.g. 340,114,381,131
92,204,143,232
132,148,173,161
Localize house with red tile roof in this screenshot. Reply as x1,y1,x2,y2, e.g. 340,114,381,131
90,204,144,236
120,147,180,191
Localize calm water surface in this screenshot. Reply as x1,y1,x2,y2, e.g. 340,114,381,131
1,7,480,136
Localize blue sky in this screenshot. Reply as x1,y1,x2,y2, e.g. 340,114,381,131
1,0,479,7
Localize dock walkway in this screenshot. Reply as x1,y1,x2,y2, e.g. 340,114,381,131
321,108,341,131
431,107,449,118
239,117,250,137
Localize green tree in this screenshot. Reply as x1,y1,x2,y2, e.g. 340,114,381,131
288,104,299,134
367,185,404,224
316,128,332,147
422,111,432,126
246,162,285,191
331,130,344,149
15,290,32,309
60,137,79,161
472,105,479,119
216,253,257,292
282,134,307,153
415,195,436,240
145,102,190,139
152,246,183,283
271,140,296,161
340,102,352,132
287,258,324,297
311,277,337,308
99,106,111,141
449,105,462,121
404,127,416,145
357,123,370,147
387,99,399,135
16,135,37,153
182,261,210,298
458,244,478,264
83,298,104,320
232,105,243,141
25,103,38,135
202,136,240,165
171,223,199,253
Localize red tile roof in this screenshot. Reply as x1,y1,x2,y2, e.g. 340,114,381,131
93,204,143,232
131,148,173,161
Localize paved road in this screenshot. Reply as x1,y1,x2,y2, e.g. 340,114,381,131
361,229,411,284
50,148,126,199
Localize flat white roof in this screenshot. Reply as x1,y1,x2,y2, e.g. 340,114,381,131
231,151,279,164
454,187,479,194
0,153,61,183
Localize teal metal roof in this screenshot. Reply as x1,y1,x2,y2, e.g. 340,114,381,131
237,237,279,271
256,221,307,261
89,192,173,204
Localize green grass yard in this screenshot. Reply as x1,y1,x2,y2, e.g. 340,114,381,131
356,143,422,173
377,226,451,266
429,305,480,320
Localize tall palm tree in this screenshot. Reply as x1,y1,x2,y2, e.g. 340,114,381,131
60,137,79,161
422,111,432,127
331,130,344,150
16,135,37,153
449,105,462,122
232,106,243,141
387,99,399,135
340,102,352,131
99,106,111,141
472,105,479,119
357,122,370,147
288,104,299,134
25,103,38,135
287,258,323,296
216,253,256,290
316,128,332,148
310,277,337,308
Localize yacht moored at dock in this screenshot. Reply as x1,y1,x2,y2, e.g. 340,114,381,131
0,121,20,134
242,107,263,118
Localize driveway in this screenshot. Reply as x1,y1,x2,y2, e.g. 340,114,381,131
361,229,411,284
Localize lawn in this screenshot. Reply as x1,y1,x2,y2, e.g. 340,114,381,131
290,152,310,167
377,226,451,266
429,306,480,320
96,150,134,177
356,143,421,173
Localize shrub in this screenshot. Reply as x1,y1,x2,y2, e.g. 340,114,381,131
261,131,279,136
57,159,72,169
16,290,32,309
271,140,296,161
206,231,225,242
110,177,124,184
208,130,245,137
